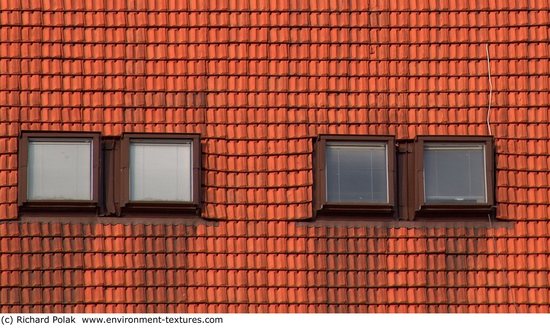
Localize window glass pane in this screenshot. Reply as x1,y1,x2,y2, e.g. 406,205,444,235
326,143,388,203
27,139,92,200
130,141,192,201
424,143,486,203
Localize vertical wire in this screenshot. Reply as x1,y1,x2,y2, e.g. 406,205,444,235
485,44,493,136
484,3,519,312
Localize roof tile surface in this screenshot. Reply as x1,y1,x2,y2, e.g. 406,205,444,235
1,221,550,312
1,0,550,312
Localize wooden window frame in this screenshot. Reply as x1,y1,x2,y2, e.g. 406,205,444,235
413,136,495,218
314,135,396,219
18,131,101,213
118,133,201,215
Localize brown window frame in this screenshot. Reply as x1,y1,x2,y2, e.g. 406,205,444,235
118,133,201,215
413,136,495,218
18,131,101,213
314,135,396,219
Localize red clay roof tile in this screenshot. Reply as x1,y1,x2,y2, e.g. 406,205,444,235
2,1,550,312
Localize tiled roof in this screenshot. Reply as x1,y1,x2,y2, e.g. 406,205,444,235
1,0,549,312
1,220,550,312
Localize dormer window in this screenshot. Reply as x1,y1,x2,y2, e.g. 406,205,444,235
18,132,100,212
414,136,495,217
423,143,487,204
314,135,396,218
119,133,201,214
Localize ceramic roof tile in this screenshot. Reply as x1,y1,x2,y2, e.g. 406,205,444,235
1,0,550,313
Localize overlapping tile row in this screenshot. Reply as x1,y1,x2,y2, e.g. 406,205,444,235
0,220,549,312
1,2,549,220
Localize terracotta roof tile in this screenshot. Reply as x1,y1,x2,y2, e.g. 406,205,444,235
2,1,550,312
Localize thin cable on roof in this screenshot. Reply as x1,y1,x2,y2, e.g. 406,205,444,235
485,43,519,312
485,44,493,136
486,43,519,307
485,43,519,311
